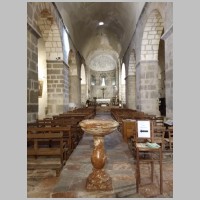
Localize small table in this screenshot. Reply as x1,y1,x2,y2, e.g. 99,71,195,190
136,143,163,194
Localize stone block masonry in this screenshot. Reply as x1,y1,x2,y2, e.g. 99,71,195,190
141,10,164,61
47,60,69,116
126,75,136,110
136,61,160,116
27,28,40,122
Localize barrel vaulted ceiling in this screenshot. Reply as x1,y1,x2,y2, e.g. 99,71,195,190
55,2,145,71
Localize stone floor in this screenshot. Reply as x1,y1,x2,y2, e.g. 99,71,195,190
27,113,173,198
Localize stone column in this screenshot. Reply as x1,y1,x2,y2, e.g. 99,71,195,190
161,26,173,119
136,61,160,116
46,60,69,116
81,84,87,106
126,75,136,110
86,68,91,100
69,75,81,107
116,64,120,100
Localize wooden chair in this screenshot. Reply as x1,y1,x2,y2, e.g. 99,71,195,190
151,125,166,151
154,116,164,126
165,127,173,150
135,120,163,194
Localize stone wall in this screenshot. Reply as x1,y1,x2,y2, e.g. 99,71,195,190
89,69,117,99
27,26,40,122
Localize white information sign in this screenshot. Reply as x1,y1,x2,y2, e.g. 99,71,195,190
137,120,151,138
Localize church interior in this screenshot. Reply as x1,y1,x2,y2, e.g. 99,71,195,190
27,2,173,198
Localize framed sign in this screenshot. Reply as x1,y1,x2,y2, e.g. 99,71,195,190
137,120,151,138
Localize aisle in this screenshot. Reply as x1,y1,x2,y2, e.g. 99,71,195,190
27,113,173,198
51,113,139,198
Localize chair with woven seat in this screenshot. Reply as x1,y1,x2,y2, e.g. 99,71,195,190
151,125,166,151
165,126,173,151
135,120,163,194
154,116,164,126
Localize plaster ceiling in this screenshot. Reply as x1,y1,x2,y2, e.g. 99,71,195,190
55,2,145,71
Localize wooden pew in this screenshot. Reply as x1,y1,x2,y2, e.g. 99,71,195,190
51,118,82,149
27,126,72,153
27,132,69,176
110,108,156,133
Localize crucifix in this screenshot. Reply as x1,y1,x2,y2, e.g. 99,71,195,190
100,76,106,99
101,87,106,99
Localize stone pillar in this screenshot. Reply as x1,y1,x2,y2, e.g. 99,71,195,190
126,75,136,110
27,24,41,123
136,62,141,110
116,64,120,100
81,84,87,106
46,60,69,116
38,39,48,119
69,75,81,107
87,68,91,100
136,61,160,116
161,26,173,119
63,63,70,112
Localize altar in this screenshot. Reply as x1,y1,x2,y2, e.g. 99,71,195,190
96,98,110,106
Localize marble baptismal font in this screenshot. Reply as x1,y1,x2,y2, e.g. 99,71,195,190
79,119,119,191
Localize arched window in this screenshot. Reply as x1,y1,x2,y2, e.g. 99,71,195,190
121,63,126,84
63,28,70,63
81,64,86,85
121,63,126,104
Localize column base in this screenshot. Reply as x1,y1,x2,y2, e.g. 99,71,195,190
86,169,113,191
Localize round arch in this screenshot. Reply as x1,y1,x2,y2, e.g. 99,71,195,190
36,8,64,118
141,9,164,61
37,9,63,60
138,9,166,116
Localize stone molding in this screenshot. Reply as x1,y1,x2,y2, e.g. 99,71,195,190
161,25,173,40
125,74,136,80
27,23,41,38
136,60,159,68
46,60,70,69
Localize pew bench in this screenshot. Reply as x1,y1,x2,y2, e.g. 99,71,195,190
27,132,69,176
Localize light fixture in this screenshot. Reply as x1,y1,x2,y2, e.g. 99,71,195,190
98,21,104,26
